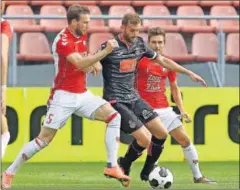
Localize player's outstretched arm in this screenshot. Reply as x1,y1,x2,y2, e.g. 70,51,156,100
170,81,191,123
67,39,118,70
1,34,10,115
156,56,207,87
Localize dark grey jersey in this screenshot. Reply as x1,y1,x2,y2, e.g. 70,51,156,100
100,35,158,103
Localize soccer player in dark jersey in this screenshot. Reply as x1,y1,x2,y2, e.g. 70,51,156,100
136,27,216,184
100,13,207,181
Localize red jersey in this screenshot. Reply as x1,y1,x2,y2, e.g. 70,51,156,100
1,19,13,40
136,57,177,109
52,27,87,93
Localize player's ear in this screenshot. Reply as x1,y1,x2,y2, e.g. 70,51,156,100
120,25,125,32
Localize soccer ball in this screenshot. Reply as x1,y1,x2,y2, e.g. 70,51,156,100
148,166,173,189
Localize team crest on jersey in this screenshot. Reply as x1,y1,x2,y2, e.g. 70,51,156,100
162,67,167,72
129,120,136,129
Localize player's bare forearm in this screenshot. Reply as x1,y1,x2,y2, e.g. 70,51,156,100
68,49,109,70
156,56,207,86
1,34,10,86
170,82,185,114
156,56,192,75
68,39,118,70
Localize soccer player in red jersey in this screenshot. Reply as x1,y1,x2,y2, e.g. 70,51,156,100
1,1,13,160
2,5,130,188
136,27,216,184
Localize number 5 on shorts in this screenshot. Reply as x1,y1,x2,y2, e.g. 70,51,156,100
46,113,54,124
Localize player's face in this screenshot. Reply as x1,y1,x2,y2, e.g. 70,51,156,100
148,35,165,54
75,14,90,36
121,23,141,43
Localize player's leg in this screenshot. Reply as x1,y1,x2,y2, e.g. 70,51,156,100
74,91,130,186
2,91,75,188
1,114,10,159
170,125,216,184
134,100,168,181
113,102,151,177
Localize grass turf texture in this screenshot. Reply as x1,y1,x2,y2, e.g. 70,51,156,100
2,162,239,189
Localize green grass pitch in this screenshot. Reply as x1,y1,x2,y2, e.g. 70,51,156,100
2,161,239,189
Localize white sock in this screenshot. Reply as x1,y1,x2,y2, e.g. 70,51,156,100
105,112,121,167
1,132,10,159
6,137,48,174
182,143,203,179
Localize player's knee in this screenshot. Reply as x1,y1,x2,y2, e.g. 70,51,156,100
138,130,152,148
180,136,191,148
105,112,121,128
154,127,168,139
34,137,48,150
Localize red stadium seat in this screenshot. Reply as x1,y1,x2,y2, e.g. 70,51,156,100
40,5,67,32
177,6,214,33
31,0,63,5
89,33,114,54
138,33,148,42
210,6,239,33
5,1,29,5
64,1,97,6
232,0,239,7
108,6,135,32
226,33,240,62
18,32,53,61
132,0,164,6
6,5,43,32
165,0,199,6
199,1,232,6
143,6,180,32
192,33,218,62
99,1,131,6
163,33,195,62
88,6,110,33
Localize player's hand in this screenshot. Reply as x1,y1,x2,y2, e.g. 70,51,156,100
189,72,207,87
81,66,94,74
105,39,119,54
1,89,6,115
181,112,192,123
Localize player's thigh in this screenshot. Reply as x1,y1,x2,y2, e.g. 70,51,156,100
112,102,143,135
74,91,108,120
1,114,8,134
155,108,182,133
133,99,158,125
94,103,117,122
132,99,167,138
169,125,191,147
43,104,75,130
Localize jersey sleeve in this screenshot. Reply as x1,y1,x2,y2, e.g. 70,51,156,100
142,40,158,60
56,39,75,57
168,71,177,83
1,21,13,40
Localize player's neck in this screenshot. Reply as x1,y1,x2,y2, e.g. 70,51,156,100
67,26,81,38
119,34,132,49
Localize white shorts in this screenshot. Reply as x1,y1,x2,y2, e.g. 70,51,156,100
155,107,183,132
43,90,107,130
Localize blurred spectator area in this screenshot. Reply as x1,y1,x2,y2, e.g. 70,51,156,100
4,0,239,87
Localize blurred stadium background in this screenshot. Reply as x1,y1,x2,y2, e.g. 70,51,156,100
1,0,239,189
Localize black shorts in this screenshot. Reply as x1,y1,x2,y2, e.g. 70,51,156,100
111,99,158,134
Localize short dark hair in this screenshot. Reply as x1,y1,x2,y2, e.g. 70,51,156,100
148,27,166,42
67,5,90,24
122,13,142,25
